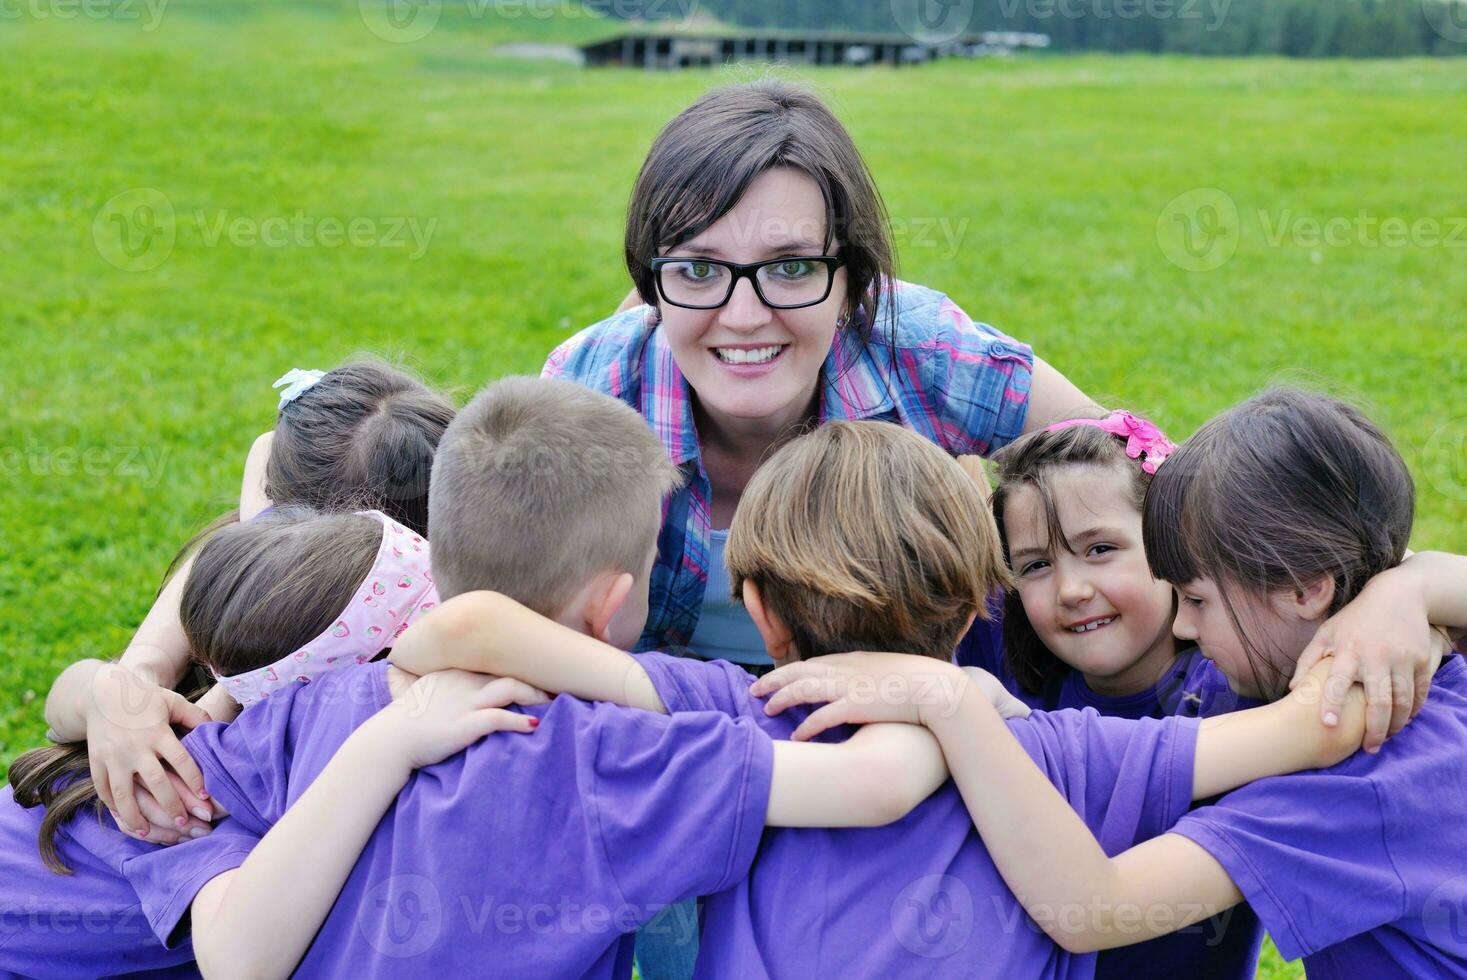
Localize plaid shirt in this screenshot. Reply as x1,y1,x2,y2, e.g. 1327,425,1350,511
543,279,1033,651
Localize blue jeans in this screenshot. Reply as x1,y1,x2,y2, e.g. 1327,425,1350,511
634,899,699,980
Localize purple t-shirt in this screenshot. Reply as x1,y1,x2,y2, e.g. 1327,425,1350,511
954,609,1266,980
0,784,230,979
636,653,1200,979
122,661,773,979
1173,655,1467,978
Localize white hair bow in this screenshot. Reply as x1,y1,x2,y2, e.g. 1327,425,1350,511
273,368,327,408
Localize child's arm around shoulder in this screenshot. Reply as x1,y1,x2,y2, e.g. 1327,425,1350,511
190,669,544,980
923,658,1367,953
389,591,666,713
766,722,948,828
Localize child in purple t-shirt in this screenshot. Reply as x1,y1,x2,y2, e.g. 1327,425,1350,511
761,389,1467,980
951,410,1267,979
2,506,535,979
393,417,1371,978
123,379,966,979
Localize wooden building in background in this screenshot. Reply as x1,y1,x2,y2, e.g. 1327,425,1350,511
581,29,1051,69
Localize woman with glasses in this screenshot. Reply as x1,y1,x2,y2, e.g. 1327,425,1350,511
545,78,1096,672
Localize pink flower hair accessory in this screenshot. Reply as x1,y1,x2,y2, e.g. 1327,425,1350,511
1043,410,1176,475
212,510,439,707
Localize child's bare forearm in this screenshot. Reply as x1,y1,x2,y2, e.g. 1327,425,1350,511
1400,551,1467,639
192,714,410,980
43,659,107,741
239,431,275,521
924,686,1127,949
767,723,947,828
390,592,665,713
195,683,240,724
118,553,198,690
1194,668,1365,800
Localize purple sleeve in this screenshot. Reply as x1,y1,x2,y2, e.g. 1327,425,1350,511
589,708,773,907
635,651,758,719
1170,772,1399,960
121,818,262,948
1009,709,1199,852
181,715,285,834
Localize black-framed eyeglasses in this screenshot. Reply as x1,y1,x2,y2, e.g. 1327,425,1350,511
650,255,844,311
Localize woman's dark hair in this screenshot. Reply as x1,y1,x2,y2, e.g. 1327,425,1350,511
990,418,1172,694
8,508,381,873
268,359,455,536
625,79,897,344
1144,387,1415,697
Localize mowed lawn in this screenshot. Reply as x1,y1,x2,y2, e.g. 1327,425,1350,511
1,5,1464,977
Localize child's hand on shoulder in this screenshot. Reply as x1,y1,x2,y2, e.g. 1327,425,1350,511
380,670,550,770
751,653,975,741
1290,561,1442,752
83,664,214,840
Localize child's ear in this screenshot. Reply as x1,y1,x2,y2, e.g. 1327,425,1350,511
742,580,797,662
588,572,635,644
1290,575,1337,622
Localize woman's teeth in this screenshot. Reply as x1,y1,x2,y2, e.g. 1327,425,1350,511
1068,616,1117,634
714,345,785,365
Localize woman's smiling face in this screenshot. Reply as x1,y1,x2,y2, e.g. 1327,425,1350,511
655,166,847,430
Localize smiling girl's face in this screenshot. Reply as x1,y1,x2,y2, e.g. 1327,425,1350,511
656,166,847,432
1005,465,1179,696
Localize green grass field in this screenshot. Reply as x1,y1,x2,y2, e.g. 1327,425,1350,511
2,5,1464,976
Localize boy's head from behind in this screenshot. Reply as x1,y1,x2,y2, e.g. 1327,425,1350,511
726,421,1011,664
428,377,682,649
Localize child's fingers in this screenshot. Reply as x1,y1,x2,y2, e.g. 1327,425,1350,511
1360,662,1392,754
1316,649,1358,727
763,676,843,717
790,701,856,743
162,766,213,823
135,786,210,842
91,759,118,823
473,677,550,709
1387,666,1414,738
1290,635,1329,691
750,661,821,698
109,771,149,838
473,708,539,736
1413,655,1435,722
164,690,212,732
156,737,211,814
134,756,187,830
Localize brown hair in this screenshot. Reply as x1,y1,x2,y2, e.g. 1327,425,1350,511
428,377,683,615
268,358,455,536
625,79,897,344
990,418,1175,694
1144,388,1415,697
725,421,1011,661
8,508,382,873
